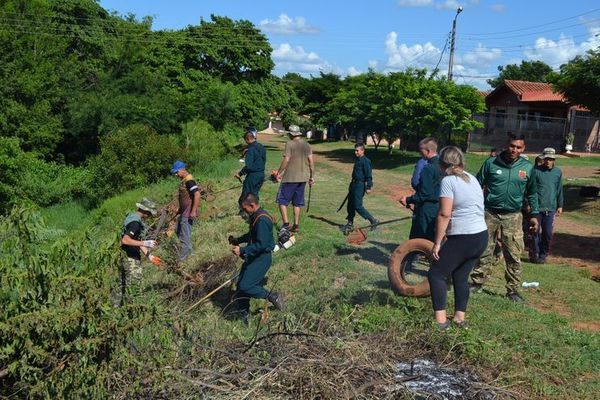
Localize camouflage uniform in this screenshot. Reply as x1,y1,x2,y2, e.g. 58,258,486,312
470,152,538,295
121,257,142,287
471,211,523,293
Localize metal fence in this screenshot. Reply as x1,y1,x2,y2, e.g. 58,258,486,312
468,112,599,153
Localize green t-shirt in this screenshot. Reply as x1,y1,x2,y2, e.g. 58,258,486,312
281,138,312,183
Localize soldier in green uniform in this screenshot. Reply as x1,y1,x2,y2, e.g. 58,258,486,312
400,137,441,241
470,133,539,302
235,128,266,207
531,147,563,264
230,194,284,323
341,143,379,234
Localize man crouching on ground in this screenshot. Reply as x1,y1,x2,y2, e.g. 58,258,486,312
229,194,284,323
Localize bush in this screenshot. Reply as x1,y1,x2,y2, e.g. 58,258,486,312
88,124,180,202
0,137,92,213
176,119,240,174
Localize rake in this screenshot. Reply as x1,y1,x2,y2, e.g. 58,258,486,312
345,216,411,245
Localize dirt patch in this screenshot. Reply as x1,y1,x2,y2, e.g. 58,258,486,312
561,166,600,179
571,321,600,333
550,217,600,280
528,294,572,317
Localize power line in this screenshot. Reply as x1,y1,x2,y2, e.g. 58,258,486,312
462,7,600,36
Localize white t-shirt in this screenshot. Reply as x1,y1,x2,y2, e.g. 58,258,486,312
439,172,487,236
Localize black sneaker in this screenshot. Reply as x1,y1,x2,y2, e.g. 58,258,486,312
506,292,525,303
267,292,285,311
369,218,380,232
290,224,299,233
281,222,291,231
340,222,353,235
469,283,483,294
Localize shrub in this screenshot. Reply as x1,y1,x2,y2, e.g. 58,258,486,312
0,137,92,213
176,119,239,174
88,124,180,202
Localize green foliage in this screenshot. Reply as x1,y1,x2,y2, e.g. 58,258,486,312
324,69,485,149
0,205,132,397
0,137,92,213
88,124,179,202
487,60,554,88
550,49,600,115
176,119,240,173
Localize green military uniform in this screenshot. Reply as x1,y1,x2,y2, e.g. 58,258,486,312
346,155,376,224
239,141,266,204
234,208,276,318
406,156,440,241
471,153,538,294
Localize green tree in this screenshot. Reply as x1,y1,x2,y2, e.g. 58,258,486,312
487,60,553,88
550,49,600,115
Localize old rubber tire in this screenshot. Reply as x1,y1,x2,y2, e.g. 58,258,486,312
388,238,433,297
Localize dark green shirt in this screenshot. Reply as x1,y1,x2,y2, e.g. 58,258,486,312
240,141,266,176
352,155,373,190
237,208,275,258
534,166,563,212
407,156,441,206
476,152,539,214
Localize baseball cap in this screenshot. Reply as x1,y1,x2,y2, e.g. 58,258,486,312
171,160,186,175
540,147,556,159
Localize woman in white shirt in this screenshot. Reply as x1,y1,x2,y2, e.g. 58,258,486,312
429,146,488,329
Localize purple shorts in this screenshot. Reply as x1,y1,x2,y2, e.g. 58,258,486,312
276,182,306,206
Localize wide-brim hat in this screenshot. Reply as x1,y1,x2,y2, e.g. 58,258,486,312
136,197,158,216
540,147,556,159
288,125,302,136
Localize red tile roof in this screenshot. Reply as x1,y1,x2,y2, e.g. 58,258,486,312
502,80,565,102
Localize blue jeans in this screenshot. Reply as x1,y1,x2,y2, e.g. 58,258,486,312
533,211,555,261
176,216,194,261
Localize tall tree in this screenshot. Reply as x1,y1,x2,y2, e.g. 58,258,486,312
487,60,553,88
550,50,600,115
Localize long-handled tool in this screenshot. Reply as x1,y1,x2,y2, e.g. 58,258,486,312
336,192,350,212
184,272,239,313
307,184,312,213
345,216,412,245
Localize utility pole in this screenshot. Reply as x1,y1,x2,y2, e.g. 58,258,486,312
447,6,463,81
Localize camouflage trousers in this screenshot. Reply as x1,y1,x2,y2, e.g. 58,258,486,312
470,211,524,294
120,257,142,303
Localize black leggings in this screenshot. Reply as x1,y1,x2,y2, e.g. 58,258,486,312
428,230,488,312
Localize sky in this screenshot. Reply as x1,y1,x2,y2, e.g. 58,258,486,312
98,0,600,89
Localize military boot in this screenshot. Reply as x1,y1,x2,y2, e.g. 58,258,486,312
267,292,285,311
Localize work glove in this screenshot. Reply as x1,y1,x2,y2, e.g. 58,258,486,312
148,254,162,266
142,240,157,248
228,235,239,246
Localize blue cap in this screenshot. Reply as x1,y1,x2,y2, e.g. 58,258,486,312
171,160,186,175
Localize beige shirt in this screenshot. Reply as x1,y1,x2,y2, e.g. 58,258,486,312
282,138,312,183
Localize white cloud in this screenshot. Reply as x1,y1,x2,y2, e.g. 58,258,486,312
347,66,361,76
260,14,319,35
272,43,330,73
459,44,502,67
397,0,433,7
368,60,379,69
385,31,442,70
523,27,600,67
397,0,478,10
490,3,505,13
